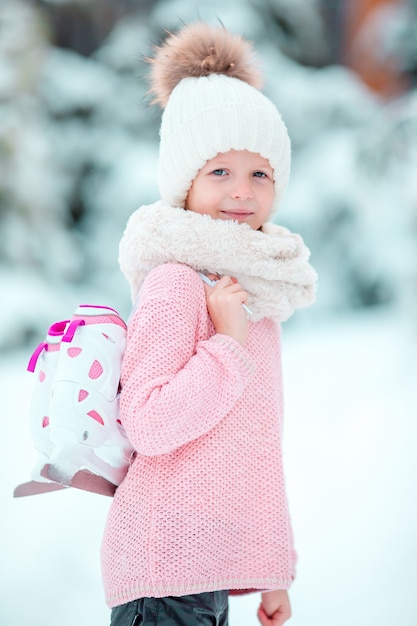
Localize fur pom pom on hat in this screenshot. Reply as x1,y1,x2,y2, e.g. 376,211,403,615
147,23,291,211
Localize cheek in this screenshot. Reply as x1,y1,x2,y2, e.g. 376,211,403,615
188,181,217,212
263,185,275,210
185,172,208,205
184,184,197,211
185,186,209,215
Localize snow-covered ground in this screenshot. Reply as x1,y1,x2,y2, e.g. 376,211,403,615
1,307,415,626
1,2,416,624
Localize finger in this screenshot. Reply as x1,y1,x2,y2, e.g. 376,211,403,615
257,605,271,626
227,285,248,304
201,274,239,287
212,279,245,295
205,273,220,282
202,280,240,300
221,283,246,296
214,275,235,287
215,284,249,309
270,608,291,626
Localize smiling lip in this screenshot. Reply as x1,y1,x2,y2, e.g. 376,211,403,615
221,210,253,220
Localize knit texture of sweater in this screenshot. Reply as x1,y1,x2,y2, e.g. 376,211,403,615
101,261,297,607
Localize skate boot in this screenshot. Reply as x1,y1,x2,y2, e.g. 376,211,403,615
14,320,70,496
14,304,133,498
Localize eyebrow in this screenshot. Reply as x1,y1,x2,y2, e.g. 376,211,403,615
208,160,273,172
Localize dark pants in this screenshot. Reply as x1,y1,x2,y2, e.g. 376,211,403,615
110,591,229,626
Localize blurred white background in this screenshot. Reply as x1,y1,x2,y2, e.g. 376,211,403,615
1,1,416,625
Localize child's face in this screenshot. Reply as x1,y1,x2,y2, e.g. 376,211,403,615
185,150,275,230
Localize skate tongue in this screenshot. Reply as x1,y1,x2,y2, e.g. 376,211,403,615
42,464,116,497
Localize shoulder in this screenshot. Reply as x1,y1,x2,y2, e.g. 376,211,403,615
143,263,202,294
129,264,207,334
149,262,201,283
138,263,206,316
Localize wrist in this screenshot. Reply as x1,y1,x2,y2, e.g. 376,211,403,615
260,589,290,616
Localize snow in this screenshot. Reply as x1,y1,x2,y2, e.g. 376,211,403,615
1,1,417,624
1,305,416,626
2,0,417,329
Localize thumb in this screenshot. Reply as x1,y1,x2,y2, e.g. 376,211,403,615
257,605,270,626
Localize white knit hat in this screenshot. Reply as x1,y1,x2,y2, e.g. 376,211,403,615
148,23,291,211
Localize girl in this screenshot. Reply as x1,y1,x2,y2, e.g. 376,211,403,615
101,22,317,626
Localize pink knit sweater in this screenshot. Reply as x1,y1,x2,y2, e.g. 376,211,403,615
101,262,297,607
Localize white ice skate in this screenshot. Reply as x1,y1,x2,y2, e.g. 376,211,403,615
14,305,134,498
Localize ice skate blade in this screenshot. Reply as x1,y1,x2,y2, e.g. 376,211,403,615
13,480,68,498
42,464,117,497
70,469,117,497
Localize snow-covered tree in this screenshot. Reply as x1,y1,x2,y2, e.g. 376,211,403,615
0,0,416,349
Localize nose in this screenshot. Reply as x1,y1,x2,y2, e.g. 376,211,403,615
230,178,252,200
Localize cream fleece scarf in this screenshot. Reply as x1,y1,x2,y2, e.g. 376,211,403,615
119,201,317,322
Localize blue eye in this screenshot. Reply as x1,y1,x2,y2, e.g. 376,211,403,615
253,171,267,178
212,168,227,176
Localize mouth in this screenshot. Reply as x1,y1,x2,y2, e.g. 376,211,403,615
220,210,254,221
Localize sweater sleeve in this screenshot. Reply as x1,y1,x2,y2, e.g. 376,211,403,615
119,264,256,456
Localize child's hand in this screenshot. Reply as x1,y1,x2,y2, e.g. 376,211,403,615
257,590,291,626
203,274,249,346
